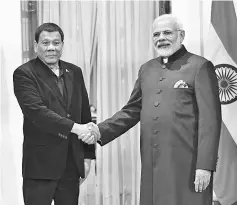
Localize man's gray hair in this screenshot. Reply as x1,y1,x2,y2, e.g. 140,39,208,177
153,14,184,31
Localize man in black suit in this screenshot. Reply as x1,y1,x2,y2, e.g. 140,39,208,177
13,23,96,205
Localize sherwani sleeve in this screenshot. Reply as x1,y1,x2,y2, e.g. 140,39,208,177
98,69,142,146
195,60,222,171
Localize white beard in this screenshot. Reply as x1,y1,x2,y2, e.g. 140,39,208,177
155,36,182,57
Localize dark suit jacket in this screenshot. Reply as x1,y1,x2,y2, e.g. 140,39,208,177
98,46,221,205
13,57,95,179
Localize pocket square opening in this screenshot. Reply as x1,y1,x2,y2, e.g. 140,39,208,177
173,80,189,88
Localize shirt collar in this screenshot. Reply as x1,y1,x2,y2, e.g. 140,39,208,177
37,57,63,78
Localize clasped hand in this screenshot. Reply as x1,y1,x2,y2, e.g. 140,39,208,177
72,122,100,144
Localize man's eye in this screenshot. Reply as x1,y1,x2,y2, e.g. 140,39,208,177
163,31,172,36
54,42,61,46
42,42,49,45
153,32,160,37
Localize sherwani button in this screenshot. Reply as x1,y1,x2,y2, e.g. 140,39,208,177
153,130,159,134
154,116,159,120
154,102,160,107
157,89,162,94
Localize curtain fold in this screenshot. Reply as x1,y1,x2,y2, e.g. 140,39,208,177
37,0,97,94
15,1,159,204
36,2,98,205
96,1,159,204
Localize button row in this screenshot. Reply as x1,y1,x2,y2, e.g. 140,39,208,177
153,144,159,148
154,102,160,107
159,77,165,81
157,89,162,94
152,130,159,134
58,133,67,139
153,77,164,136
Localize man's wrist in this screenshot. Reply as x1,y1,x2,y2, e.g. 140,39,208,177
71,123,81,134
84,158,92,164
91,124,101,141
84,159,91,173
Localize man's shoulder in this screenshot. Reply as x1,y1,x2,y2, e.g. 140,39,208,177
60,60,83,74
142,58,158,67
185,52,215,75
140,58,158,71
15,58,36,73
187,52,210,65
60,60,81,70
138,58,161,75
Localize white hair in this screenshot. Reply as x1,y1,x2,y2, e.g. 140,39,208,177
153,14,184,31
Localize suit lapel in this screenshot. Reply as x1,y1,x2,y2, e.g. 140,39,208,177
34,58,66,108
61,61,74,109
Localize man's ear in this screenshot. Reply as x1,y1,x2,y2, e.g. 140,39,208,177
62,41,64,51
34,40,37,54
180,30,185,43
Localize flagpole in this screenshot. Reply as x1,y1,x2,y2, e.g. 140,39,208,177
199,0,204,57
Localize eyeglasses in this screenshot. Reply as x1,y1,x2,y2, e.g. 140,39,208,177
153,30,183,38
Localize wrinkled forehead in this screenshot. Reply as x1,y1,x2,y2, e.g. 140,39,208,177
39,31,62,41
153,19,178,33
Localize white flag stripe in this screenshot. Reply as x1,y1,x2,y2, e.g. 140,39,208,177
204,26,236,66
234,0,237,10
213,123,237,205
204,1,237,205
205,21,237,145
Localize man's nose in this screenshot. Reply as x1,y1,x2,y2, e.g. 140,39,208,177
158,38,166,42
47,43,56,50
158,32,166,41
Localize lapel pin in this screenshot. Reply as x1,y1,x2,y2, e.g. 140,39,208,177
66,69,69,73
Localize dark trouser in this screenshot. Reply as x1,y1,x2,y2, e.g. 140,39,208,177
23,178,79,205
23,142,80,205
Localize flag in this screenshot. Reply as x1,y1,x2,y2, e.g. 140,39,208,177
204,1,237,205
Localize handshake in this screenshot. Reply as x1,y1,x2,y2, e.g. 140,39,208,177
71,122,101,144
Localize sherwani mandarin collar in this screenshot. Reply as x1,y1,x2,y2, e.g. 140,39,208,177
157,45,188,65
